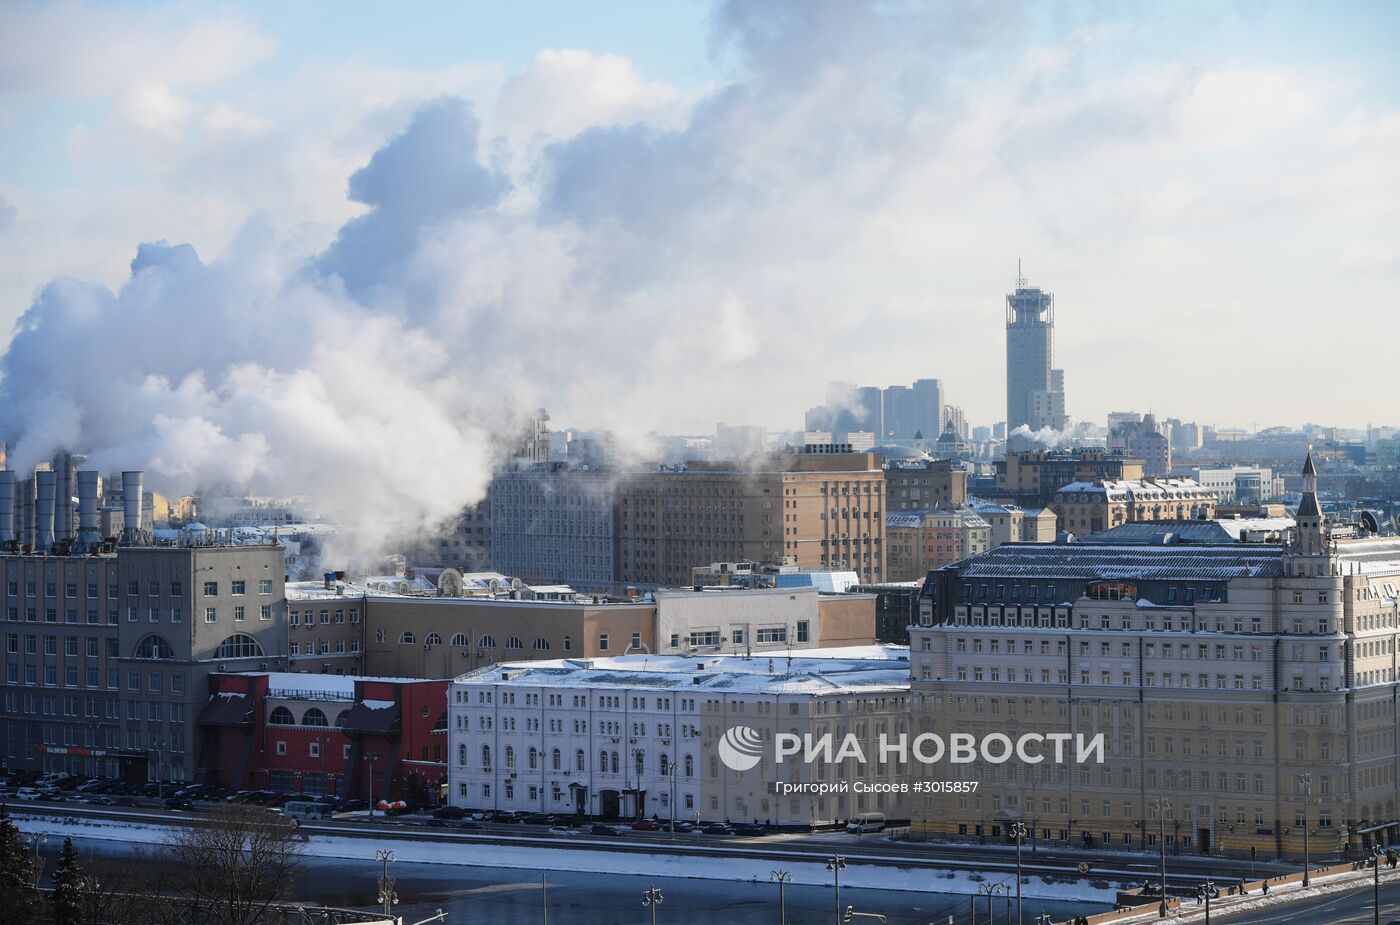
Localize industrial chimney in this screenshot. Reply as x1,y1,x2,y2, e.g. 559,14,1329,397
18,477,34,549
0,470,14,544
35,469,56,552
76,470,100,552
53,452,74,543
120,470,144,544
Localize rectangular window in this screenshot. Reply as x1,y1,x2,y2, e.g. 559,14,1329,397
231,580,245,595
171,674,183,693
275,741,287,756
757,627,788,644
204,607,216,623
259,605,272,621
234,606,245,622
259,579,272,594
599,633,609,651
796,620,810,643
202,582,218,596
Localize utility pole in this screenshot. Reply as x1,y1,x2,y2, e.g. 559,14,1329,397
1373,847,1384,925
1197,880,1215,925
642,885,664,925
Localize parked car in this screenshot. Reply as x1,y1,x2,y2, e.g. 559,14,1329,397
630,819,662,831
16,788,41,801
87,795,115,806
432,806,467,820
163,798,195,811
702,822,734,835
733,823,767,836
523,813,557,826
665,821,695,833
589,824,624,836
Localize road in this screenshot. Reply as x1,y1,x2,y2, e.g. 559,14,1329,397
1219,877,1400,925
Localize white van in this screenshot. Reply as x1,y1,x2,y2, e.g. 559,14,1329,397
846,812,885,834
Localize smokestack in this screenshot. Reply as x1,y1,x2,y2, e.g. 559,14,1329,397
121,470,144,544
53,452,74,542
0,470,14,544
77,470,100,552
18,477,34,549
35,469,56,552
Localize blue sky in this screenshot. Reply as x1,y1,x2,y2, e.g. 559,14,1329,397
0,0,1398,453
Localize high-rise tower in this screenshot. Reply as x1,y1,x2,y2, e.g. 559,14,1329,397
1005,263,1067,440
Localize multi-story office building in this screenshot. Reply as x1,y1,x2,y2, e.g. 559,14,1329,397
1192,466,1285,505
1109,413,1173,477
1,542,286,781
1051,478,1218,535
490,464,615,589
1005,270,1067,437
447,648,910,825
995,449,1145,509
885,458,968,511
615,454,886,587
909,454,1400,860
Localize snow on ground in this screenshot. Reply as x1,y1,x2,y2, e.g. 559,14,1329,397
12,812,1112,902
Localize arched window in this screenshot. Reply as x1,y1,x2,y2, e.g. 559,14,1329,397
133,634,175,659
505,746,515,769
433,712,447,732
528,747,538,770
659,754,670,776
506,635,523,649
399,631,415,644
302,708,328,727
478,635,496,649
450,633,467,647
482,745,491,770
599,749,607,772
335,710,349,728
562,635,571,652
458,743,467,766
424,632,442,646
551,748,561,770
215,634,263,659
533,637,550,651
269,706,294,725
684,755,694,777
610,751,619,774
635,751,644,777
576,749,586,772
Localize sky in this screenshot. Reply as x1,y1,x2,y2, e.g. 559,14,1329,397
0,0,1396,539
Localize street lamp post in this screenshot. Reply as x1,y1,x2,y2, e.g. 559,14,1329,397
365,751,380,820
1010,821,1027,925
770,870,792,925
977,881,1005,924
1196,880,1215,925
827,855,847,925
28,832,47,888
642,885,664,925
376,849,398,920
1300,773,1313,888
1373,847,1385,925
1150,798,1172,917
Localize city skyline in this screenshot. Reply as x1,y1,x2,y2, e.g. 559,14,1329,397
0,3,1394,467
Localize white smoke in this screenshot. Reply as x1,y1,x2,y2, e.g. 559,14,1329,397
1008,422,1098,450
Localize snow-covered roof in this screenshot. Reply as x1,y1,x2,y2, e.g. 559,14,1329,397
1055,478,1217,500
946,543,1284,582
453,646,911,696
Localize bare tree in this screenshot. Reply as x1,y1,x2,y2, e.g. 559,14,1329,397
163,804,306,925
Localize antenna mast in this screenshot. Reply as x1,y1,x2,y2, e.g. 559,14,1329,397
1016,258,1027,289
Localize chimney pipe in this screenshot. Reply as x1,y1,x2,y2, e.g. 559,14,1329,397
53,452,74,543
35,469,56,552
121,471,144,544
18,477,34,549
0,470,14,544
77,470,100,552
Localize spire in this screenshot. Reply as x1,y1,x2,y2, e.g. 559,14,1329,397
1296,448,1322,526
1302,450,1317,477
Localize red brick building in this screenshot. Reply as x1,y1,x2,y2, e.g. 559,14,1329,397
197,672,448,804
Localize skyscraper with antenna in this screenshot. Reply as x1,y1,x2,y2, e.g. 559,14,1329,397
1005,261,1067,444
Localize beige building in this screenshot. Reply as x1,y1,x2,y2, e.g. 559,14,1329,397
908,454,1400,860
297,581,877,679
995,449,1145,508
616,453,886,587
1051,478,1218,536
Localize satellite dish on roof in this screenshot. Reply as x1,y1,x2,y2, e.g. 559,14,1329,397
1360,510,1381,535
